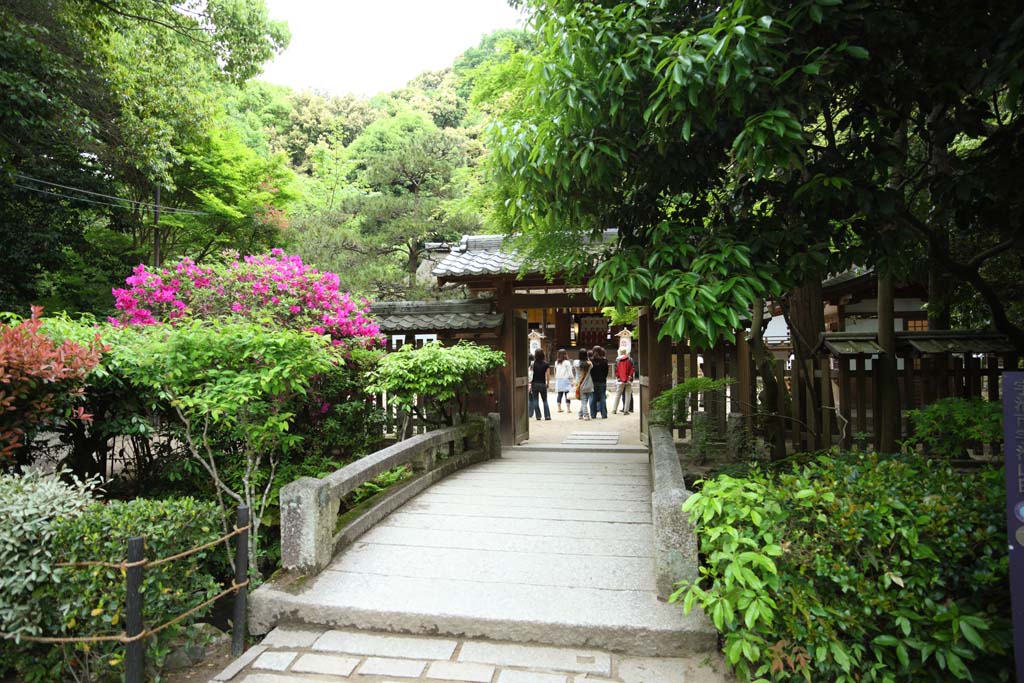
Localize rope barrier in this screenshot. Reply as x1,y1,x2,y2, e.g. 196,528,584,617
54,524,250,570
3,523,252,645
3,580,250,645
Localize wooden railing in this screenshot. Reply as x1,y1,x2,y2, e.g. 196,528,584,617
279,415,500,575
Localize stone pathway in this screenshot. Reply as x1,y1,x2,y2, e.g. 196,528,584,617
232,445,720,683
213,625,731,683
561,431,620,446
250,448,713,655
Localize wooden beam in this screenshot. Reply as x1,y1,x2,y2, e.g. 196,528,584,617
506,292,599,309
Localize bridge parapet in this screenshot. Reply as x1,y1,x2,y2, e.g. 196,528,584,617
648,425,699,600
279,414,501,575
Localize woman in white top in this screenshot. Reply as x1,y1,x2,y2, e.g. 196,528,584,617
553,348,576,412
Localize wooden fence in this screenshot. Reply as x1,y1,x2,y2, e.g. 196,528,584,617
650,333,1018,454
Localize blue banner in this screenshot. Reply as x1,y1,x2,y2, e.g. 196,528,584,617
1005,371,1024,683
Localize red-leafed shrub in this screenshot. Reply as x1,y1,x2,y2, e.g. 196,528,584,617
0,307,105,461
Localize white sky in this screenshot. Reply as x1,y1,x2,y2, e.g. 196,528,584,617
260,0,526,97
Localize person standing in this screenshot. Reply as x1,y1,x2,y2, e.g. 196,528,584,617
612,347,635,414
576,348,593,420
553,348,575,412
589,346,609,419
529,348,551,420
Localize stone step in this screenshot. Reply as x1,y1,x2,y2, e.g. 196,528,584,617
510,443,649,455
249,572,716,657
249,453,715,659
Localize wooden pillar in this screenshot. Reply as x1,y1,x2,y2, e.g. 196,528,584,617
735,331,754,434
819,357,833,447
497,281,515,445
838,355,852,448
791,357,803,450
775,359,787,454
855,355,867,439
555,309,571,349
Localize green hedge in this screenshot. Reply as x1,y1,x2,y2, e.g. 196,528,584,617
675,453,1010,683
1,482,226,683
907,397,1002,458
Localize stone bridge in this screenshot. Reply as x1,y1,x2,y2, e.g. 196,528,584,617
213,418,724,683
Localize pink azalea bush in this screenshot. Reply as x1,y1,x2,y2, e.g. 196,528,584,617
110,249,381,345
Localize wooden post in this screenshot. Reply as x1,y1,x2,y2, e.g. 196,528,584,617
775,359,787,454
855,355,867,439
838,356,852,449
688,347,699,430
232,506,249,657
988,355,1001,402
736,331,754,435
125,536,145,683
791,357,803,450
876,269,899,452
902,353,915,439
819,358,833,447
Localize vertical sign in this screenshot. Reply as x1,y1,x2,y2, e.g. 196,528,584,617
1005,371,1024,683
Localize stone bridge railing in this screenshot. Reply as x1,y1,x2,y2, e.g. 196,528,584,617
279,414,501,574
648,424,699,600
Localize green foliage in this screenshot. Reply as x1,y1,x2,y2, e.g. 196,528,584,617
491,1,1024,351
906,398,1003,459
7,495,225,683
0,0,291,309
370,341,505,427
674,453,1010,682
0,470,97,645
650,377,734,427
351,466,412,506
107,321,337,573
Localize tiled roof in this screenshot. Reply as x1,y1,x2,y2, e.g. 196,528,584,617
816,330,1015,356
370,300,503,332
431,234,523,279
431,230,620,280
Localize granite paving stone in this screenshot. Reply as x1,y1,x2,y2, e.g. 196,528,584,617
618,656,691,683
496,670,568,683
458,641,611,675
260,627,323,649
424,660,496,682
313,630,457,660
251,651,297,672
290,653,360,677
357,656,428,678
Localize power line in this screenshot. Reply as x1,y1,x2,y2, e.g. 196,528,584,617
13,174,209,216
12,183,209,217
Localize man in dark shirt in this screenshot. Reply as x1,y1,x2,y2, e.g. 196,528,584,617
589,346,609,419
529,348,551,420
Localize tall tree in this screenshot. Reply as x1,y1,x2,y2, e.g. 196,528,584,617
0,0,289,311
487,0,1024,454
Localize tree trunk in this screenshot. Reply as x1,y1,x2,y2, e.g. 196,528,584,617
927,239,952,330
877,268,900,452
785,268,832,447
750,298,786,460
407,240,418,289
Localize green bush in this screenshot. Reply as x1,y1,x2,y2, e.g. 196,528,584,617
907,397,1002,458
4,495,225,683
649,376,734,426
0,470,97,643
369,341,505,428
675,453,1010,683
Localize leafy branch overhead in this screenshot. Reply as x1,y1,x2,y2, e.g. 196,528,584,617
490,0,1024,350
